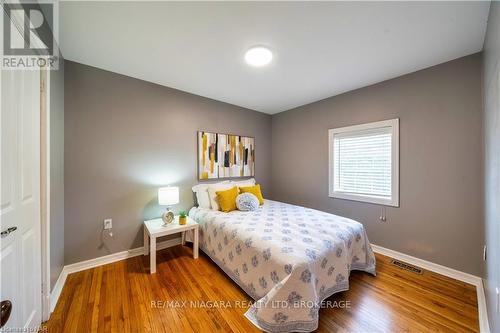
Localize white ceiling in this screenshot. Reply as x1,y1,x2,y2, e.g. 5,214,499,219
59,1,490,114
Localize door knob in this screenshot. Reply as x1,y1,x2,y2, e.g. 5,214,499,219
0,227,17,238
0,300,12,328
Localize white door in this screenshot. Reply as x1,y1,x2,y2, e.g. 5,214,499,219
0,66,42,330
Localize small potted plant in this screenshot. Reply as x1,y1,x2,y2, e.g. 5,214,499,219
178,211,187,225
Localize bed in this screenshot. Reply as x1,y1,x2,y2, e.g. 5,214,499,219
188,199,376,333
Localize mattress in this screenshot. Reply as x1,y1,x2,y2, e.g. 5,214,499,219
189,200,376,332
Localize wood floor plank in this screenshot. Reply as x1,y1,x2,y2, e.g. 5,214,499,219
44,247,479,333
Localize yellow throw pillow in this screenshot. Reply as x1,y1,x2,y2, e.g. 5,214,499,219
216,186,239,212
239,184,264,205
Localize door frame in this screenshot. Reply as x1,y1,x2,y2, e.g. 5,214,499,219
40,68,51,322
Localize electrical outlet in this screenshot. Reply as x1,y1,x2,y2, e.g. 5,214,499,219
103,218,112,230
483,245,487,261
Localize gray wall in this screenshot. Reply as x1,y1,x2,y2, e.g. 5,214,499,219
64,61,272,264
50,59,65,289
64,52,486,277
271,54,484,276
483,1,500,331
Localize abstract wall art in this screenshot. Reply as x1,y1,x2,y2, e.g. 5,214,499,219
198,131,219,180
198,131,255,180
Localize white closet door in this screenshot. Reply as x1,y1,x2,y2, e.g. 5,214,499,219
1,66,42,330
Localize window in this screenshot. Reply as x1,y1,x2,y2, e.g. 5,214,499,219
329,119,399,207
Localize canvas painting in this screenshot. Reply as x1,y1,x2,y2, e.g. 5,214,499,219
198,131,255,180
198,131,219,179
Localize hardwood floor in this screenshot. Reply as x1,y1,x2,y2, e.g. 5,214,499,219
45,246,479,332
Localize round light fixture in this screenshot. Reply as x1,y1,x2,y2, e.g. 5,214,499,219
244,46,273,67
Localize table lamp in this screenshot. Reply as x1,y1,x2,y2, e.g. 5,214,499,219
158,186,179,226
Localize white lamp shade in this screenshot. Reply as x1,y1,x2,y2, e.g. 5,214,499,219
158,186,179,206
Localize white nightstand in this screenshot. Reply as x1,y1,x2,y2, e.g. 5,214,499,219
143,216,199,274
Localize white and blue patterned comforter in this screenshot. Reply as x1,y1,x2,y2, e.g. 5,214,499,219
189,200,376,332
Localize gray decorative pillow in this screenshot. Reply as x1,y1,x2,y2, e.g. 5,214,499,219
236,193,259,211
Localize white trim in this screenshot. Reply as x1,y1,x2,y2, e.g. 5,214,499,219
371,244,490,333
371,244,480,284
50,237,181,313
328,118,399,207
41,68,51,322
49,265,66,313
23,311,37,330
476,279,490,333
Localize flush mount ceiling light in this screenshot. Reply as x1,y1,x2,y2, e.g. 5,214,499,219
244,46,273,67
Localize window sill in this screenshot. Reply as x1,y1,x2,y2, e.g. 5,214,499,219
329,191,399,207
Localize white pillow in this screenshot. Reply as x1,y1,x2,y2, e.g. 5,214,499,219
192,181,230,209
195,189,211,209
207,183,235,211
231,178,256,188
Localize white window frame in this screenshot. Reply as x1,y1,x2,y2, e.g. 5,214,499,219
328,118,399,207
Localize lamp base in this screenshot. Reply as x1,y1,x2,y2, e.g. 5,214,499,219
162,208,174,226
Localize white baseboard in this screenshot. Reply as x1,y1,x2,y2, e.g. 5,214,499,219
371,244,490,333
476,278,490,333
50,267,67,313
50,237,181,313
370,244,481,285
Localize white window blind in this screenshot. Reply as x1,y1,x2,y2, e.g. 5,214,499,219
329,119,399,206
